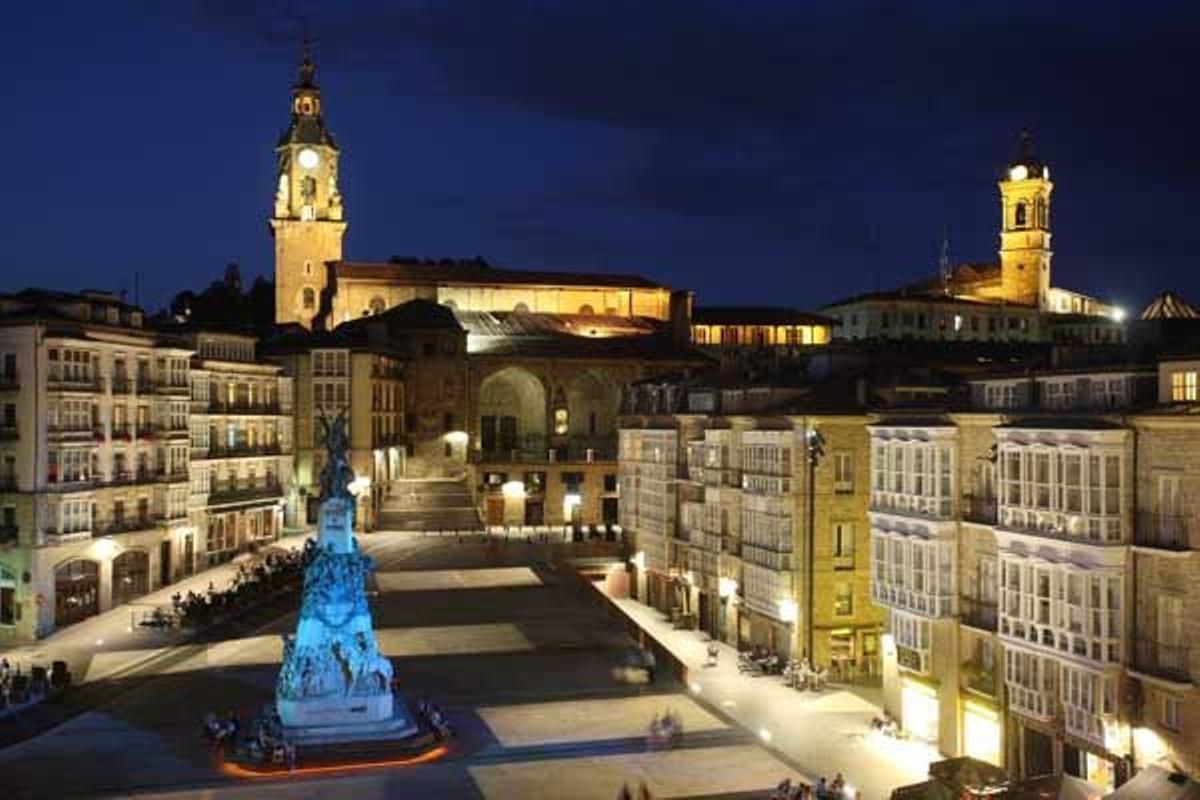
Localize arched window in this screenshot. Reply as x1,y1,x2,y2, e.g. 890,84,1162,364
1014,202,1027,228
578,304,595,315
369,297,386,315
302,288,316,310
513,302,530,314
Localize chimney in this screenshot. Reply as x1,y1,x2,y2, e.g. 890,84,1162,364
669,290,694,347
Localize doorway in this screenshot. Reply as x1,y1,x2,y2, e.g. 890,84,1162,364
159,540,172,586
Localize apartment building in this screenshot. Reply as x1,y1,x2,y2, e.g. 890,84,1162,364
870,365,1170,793
182,330,294,566
620,383,882,676
264,314,406,530
0,290,195,644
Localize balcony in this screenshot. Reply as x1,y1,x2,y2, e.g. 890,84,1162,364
111,425,133,442
47,375,103,393
203,443,284,459
475,437,616,464
97,516,161,535
157,470,189,485
870,491,953,519
960,660,1000,697
136,377,154,394
372,431,406,449
46,424,95,441
960,597,999,632
961,495,998,525
0,524,17,546
208,480,283,505
207,400,282,416
45,476,97,492
155,379,190,395
104,470,160,487
110,376,132,395
0,372,17,391
1135,512,1195,552
0,476,16,491
0,425,18,441
1132,638,1192,685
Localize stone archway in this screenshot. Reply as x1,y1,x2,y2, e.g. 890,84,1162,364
112,549,150,607
566,369,620,451
55,559,99,628
478,367,547,457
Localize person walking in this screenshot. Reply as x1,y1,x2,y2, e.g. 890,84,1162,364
706,640,719,667
643,646,657,683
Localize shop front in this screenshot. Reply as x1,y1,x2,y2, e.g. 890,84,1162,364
54,559,99,628
901,675,940,743
962,698,1003,766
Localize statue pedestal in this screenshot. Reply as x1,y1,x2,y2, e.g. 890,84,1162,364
280,692,418,745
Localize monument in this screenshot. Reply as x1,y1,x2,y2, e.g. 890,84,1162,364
275,412,417,743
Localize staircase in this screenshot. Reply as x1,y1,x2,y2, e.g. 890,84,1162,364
377,478,482,532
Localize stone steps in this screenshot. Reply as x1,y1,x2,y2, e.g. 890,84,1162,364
378,478,480,532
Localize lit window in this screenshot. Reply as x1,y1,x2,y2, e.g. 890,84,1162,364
1161,694,1182,732
1170,371,1198,402
554,408,569,435
834,582,853,616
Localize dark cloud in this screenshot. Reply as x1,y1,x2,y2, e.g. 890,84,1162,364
2,2,1198,310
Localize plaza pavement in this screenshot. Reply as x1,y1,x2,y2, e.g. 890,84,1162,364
601,589,940,800
0,532,313,686
1,536,817,799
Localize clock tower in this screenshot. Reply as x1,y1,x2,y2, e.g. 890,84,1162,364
998,130,1052,309
271,42,347,328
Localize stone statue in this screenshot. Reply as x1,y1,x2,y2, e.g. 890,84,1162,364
274,409,414,741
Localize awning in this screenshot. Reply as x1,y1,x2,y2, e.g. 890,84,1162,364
1106,766,1200,800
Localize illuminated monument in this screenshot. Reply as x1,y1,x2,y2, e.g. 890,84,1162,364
275,413,415,743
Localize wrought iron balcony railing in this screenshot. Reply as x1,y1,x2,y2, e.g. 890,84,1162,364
1135,512,1195,551
1133,637,1192,685
959,596,999,632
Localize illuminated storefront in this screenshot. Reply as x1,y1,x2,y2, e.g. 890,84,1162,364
901,676,939,742
962,699,1002,766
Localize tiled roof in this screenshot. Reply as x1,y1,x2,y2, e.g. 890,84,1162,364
691,306,837,326
333,260,666,290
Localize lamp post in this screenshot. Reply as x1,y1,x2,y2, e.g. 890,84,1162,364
804,425,825,663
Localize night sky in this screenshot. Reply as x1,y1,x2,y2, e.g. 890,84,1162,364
3,1,1199,314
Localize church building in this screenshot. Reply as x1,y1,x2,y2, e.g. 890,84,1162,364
266,46,705,527
824,132,1121,344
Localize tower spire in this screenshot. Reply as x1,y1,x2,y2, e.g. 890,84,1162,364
298,34,316,88
938,228,952,295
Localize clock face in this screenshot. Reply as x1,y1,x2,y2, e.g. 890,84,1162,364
297,148,320,170
1009,164,1028,181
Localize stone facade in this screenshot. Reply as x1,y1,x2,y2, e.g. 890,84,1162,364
619,405,883,677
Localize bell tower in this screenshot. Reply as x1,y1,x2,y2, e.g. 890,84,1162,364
998,130,1052,308
271,40,347,328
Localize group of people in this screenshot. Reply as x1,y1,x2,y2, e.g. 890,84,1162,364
869,711,902,739
170,549,305,629
782,658,828,692
646,708,684,749
771,772,855,799
739,646,783,675
0,658,47,711
616,780,655,799
415,697,452,739
203,704,298,770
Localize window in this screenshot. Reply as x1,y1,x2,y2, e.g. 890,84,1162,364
603,474,618,492
302,287,315,310
368,296,386,315
1160,694,1182,732
834,582,853,617
834,452,853,492
0,566,14,625
833,522,855,569
1171,370,1198,402
1015,202,1027,227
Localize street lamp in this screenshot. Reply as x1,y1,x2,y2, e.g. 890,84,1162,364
804,425,825,663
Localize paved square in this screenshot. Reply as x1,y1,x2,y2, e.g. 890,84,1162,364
469,744,802,799
376,567,542,592
478,694,728,747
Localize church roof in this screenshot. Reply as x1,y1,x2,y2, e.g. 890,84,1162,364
1140,290,1199,320
332,260,666,290
691,306,836,326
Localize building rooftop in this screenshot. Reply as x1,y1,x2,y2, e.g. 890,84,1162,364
333,259,667,290
691,306,837,327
